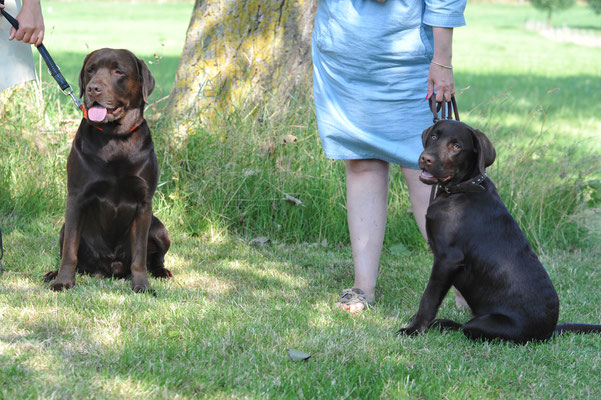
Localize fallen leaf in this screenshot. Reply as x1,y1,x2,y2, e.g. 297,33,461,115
283,194,303,206
249,237,271,246
287,348,311,362
389,243,408,255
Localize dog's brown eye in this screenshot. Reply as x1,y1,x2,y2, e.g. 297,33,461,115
114,69,125,76
431,134,438,141
450,143,462,150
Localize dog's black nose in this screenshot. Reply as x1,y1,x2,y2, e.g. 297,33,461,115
87,81,103,95
420,153,434,166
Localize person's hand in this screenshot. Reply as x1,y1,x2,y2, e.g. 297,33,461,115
426,62,455,102
7,0,45,46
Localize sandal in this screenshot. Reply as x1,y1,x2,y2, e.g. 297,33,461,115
336,288,374,313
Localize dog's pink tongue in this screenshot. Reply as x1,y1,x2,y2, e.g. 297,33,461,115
421,171,434,179
88,105,107,122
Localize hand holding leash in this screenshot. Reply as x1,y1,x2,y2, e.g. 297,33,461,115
429,95,460,123
1,5,83,110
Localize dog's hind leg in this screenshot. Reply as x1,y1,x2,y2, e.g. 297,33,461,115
460,313,528,343
429,318,464,331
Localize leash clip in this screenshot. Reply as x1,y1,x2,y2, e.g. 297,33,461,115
63,85,83,109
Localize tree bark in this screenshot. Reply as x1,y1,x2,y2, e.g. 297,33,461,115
167,0,317,119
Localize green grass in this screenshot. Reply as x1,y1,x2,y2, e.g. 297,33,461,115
1,1,601,399
1,218,601,399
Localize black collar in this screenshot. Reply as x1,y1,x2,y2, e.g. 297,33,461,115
430,173,488,203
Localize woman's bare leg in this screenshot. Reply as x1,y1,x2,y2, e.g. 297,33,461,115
341,159,389,312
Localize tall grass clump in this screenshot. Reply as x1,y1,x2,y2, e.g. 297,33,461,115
150,83,425,248
464,91,599,252
151,85,596,251
0,80,75,224
1,80,596,253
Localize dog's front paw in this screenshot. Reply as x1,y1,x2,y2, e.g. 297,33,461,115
131,276,156,296
395,324,426,336
150,267,173,279
43,270,58,282
49,277,76,291
132,285,157,297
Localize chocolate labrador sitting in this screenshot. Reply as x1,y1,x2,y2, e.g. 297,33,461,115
397,120,601,343
44,48,171,293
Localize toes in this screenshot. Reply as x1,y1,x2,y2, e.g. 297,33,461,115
49,280,74,291
395,327,416,336
132,284,156,296
43,270,58,282
150,268,173,279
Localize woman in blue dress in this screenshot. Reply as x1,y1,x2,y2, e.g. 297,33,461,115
312,0,467,312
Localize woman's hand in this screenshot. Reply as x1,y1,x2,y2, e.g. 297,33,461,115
6,0,45,46
427,63,455,102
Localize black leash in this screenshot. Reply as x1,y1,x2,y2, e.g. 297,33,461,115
1,6,83,110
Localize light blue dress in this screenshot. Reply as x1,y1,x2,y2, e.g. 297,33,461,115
312,0,466,169
0,0,36,92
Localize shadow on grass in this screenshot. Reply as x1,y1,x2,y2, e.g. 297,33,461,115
1,215,601,398
0,218,430,395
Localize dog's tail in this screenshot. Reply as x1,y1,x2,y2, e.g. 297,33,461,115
554,323,601,336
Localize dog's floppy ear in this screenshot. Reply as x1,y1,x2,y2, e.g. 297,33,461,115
470,127,496,173
78,52,94,98
421,125,434,148
136,56,155,104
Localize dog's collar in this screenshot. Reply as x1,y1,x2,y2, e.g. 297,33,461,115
82,107,140,134
439,173,487,195
432,173,488,201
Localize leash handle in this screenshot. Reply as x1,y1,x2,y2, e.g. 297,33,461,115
429,95,460,123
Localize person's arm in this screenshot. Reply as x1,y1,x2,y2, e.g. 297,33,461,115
427,27,454,102
0,0,45,46
422,0,466,102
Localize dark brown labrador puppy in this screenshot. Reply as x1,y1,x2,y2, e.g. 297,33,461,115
397,120,601,343
44,48,171,293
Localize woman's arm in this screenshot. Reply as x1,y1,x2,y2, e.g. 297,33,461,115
427,27,454,103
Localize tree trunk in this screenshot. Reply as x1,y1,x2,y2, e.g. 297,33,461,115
167,0,317,119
